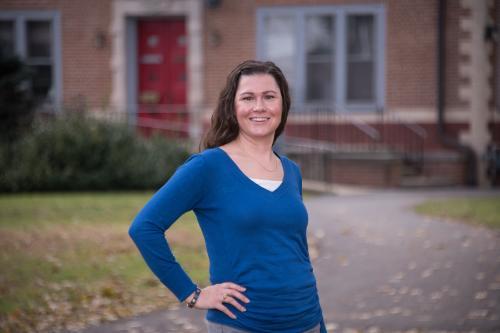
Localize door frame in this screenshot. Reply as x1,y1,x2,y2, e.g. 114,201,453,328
111,0,203,142
125,17,138,125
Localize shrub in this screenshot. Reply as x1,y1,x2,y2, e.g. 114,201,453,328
0,112,191,192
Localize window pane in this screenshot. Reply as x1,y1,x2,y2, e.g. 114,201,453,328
347,61,373,101
347,15,375,103
347,15,373,60
27,20,51,58
306,62,333,102
306,16,333,57
30,65,52,102
305,15,334,103
263,16,296,86
0,20,15,58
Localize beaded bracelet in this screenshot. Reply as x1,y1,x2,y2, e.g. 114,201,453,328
187,286,202,308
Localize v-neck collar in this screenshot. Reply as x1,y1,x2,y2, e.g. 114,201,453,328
216,146,288,196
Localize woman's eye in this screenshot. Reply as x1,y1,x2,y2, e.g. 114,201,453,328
265,95,275,99
242,96,253,101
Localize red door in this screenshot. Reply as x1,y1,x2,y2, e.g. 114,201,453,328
136,18,188,138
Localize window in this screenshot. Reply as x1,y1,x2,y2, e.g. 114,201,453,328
262,16,297,98
305,15,334,102
347,15,374,103
257,5,384,112
0,11,61,107
0,20,15,59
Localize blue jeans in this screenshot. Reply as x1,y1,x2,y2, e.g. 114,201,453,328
204,319,321,333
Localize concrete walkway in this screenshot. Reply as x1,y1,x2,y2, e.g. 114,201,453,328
76,188,500,333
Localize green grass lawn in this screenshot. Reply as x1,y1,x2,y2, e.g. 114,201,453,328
0,192,208,333
414,196,500,229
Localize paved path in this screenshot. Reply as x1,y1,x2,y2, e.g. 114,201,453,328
76,188,500,333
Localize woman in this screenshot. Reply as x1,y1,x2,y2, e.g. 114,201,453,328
129,60,327,333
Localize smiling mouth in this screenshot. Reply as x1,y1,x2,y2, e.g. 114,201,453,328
249,117,270,122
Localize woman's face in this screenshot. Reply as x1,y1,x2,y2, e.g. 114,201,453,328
234,73,282,142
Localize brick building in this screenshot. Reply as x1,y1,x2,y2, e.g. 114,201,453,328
1,0,499,187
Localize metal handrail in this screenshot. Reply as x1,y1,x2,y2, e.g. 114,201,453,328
282,109,427,169
350,117,380,141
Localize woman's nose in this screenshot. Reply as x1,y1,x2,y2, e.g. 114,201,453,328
253,97,265,111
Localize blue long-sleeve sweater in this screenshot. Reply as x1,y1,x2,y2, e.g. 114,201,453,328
128,146,327,333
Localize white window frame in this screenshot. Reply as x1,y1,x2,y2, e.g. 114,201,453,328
0,10,62,110
256,5,385,113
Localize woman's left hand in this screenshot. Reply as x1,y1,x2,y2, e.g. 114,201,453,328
187,282,250,319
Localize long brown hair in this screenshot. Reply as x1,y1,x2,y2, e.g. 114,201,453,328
199,60,291,151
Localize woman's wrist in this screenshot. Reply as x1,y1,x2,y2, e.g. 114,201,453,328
184,291,196,304
185,286,202,308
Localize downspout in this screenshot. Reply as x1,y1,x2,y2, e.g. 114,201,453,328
437,0,477,186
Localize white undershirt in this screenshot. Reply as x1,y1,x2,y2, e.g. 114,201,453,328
248,177,282,192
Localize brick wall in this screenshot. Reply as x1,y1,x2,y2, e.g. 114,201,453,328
1,0,478,185
289,150,403,187
1,0,112,109
203,0,466,112
203,1,256,107
420,155,466,185
386,0,437,108
285,122,468,151
327,157,402,187
2,0,468,115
